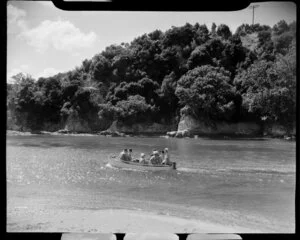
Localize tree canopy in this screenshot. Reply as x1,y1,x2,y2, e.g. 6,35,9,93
7,20,296,131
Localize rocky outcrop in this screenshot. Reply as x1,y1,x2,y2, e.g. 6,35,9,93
99,129,126,137
99,121,126,136
42,121,64,132
57,129,71,134
63,111,92,133
6,110,29,131
7,104,112,133
178,115,262,136
173,115,262,137
62,110,111,133
172,115,296,138
175,129,190,138
7,106,295,138
7,110,18,131
263,122,296,137
106,120,177,135
166,131,177,137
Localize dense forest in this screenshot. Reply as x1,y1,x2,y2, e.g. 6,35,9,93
7,20,296,133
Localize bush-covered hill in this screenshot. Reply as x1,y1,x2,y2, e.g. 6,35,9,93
7,20,296,133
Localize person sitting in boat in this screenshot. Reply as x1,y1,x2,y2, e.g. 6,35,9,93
139,153,147,164
129,149,140,162
162,148,171,165
128,149,133,161
119,149,129,161
149,151,155,164
149,150,156,163
157,151,163,164
150,150,162,165
149,149,155,157
132,150,141,163
160,150,165,163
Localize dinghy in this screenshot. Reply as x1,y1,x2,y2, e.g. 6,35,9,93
109,156,176,171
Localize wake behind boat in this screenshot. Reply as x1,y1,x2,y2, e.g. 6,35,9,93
109,156,177,171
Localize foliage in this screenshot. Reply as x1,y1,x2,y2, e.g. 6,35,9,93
116,95,158,122
216,24,232,39
175,65,236,121
7,20,296,131
235,23,271,36
233,46,296,126
159,71,179,114
99,95,158,123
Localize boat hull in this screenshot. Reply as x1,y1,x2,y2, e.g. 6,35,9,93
109,158,176,171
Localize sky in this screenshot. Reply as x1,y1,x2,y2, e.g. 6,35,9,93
7,1,297,83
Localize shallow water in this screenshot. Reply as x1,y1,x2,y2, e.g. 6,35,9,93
6,134,296,232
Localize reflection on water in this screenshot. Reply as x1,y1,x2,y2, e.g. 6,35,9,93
6,135,296,231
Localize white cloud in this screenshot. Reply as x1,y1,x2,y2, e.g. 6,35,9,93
8,4,97,53
7,4,28,33
7,66,65,83
35,67,62,79
20,19,97,53
7,4,26,24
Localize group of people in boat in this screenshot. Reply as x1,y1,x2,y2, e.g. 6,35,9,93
119,148,172,165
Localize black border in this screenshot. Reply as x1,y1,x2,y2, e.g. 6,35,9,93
3,0,299,240
51,0,251,11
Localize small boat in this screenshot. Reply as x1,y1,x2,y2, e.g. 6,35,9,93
109,156,176,171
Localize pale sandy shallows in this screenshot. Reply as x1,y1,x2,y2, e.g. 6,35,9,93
7,207,256,233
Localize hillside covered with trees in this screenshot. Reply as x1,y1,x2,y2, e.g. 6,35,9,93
7,20,296,134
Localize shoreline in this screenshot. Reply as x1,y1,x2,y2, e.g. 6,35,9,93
6,130,295,140
7,208,257,233
7,183,294,233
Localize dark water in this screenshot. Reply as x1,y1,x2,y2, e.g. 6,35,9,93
6,134,296,232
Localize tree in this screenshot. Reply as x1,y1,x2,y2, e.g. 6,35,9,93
105,77,159,105
216,24,232,39
234,60,274,94
116,95,158,122
161,72,177,103
12,74,36,112
62,83,80,102
175,65,236,121
220,38,248,77
9,73,46,129
235,23,271,37
99,95,158,123
156,46,180,76
130,34,165,82
234,56,295,126
91,55,112,83
98,103,119,122
272,20,289,36
159,71,179,116
211,22,217,36
275,39,296,89
101,44,128,60
148,29,163,41
204,38,225,62
194,23,209,44
33,77,63,123
82,59,92,73
187,45,213,69
162,23,195,47
273,40,296,126
272,32,294,55
7,21,296,132
111,49,134,83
